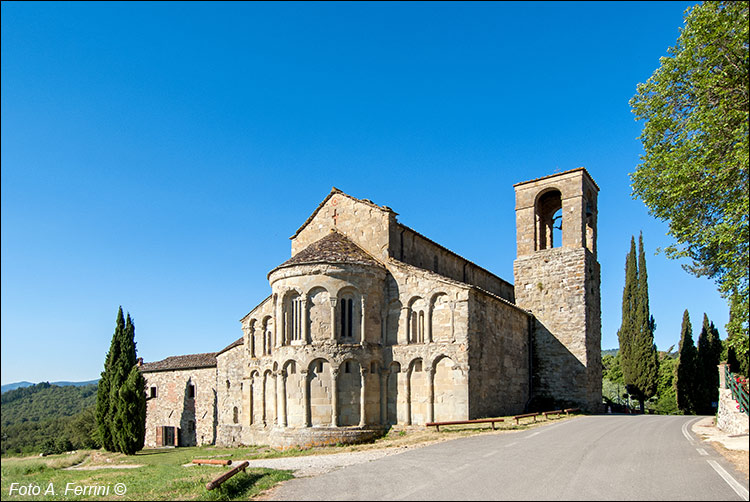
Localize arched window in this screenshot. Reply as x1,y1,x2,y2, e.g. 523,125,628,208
341,298,353,339
233,406,239,424
536,190,562,250
285,293,303,344
408,298,426,344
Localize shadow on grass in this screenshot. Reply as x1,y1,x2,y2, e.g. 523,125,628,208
202,469,294,501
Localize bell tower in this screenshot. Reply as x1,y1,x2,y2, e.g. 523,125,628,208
513,168,601,412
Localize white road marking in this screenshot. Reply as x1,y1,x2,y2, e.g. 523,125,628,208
456,463,470,471
482,450,497,458
696,448,708,456
504,442,518,447
707,459,749,501
681,417,700,444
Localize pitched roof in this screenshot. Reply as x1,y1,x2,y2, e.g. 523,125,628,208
512,167,599,191
290,187,397,240
216,337,243,356
139,352,217,373
271,230,384,274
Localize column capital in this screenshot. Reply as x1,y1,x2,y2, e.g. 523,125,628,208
330,297,338,307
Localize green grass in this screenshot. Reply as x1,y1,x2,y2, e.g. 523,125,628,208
1,448,293,501
1,413,583,500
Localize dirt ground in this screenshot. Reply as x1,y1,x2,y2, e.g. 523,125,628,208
708,441,749,480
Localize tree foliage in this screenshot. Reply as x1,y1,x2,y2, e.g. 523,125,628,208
696,313,723,413
95,307,146,455
618,234,660,412
1,383,100,455
630,1,749,366
675,310,699,414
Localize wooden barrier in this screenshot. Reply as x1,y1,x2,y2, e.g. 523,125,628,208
426,418,504,432
543,409,564,419
513,412,541,425
564,408,581,415
206,461,249,491
193,459,232,466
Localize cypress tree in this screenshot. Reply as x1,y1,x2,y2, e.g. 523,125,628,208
115,365,147,455
96,307,145,454
675,310,698,414
96,306,124,451
696,314,722,414
629,233,659,413
618,236,638,402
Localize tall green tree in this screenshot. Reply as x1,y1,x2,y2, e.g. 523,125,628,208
675,310,699,414
630,1,749,369
620,234,660,413
696,313,723,413
95,307,145,454
95,307,124,451
618,237,638,404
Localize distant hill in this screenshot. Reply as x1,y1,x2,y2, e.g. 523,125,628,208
1,379,98,394
602,348,619,357
0,381,35,393
1,381,99,455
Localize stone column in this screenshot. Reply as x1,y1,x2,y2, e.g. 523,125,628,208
248,379,254,426
302,370,311,427
279,370,287,427
360,296,366,346
426,367,435,424
405,371,412,426
249,326,256,358
330,298,338,340
379,369,387,424
427,301,433,343
405,307,412,344
331,368,339,427
380,306,387,346
261,374,267,426
274,293,281,347
718,362,728,389
359,368,367,427
302,297,310,344
273,372,279,426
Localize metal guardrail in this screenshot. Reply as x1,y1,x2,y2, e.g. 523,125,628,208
725,365,749,417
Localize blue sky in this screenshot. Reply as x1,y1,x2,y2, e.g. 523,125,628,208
1,1,728,384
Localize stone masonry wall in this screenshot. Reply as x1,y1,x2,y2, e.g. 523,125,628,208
717,388,750,436
514,246,601,410
292,192,393,263
216,344,244,446
393,225,515,303
143,366,217,447
467,289,531,418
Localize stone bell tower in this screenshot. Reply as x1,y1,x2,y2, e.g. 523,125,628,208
513,168,602,412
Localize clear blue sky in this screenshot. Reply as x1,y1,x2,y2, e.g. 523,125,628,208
1,1,728,384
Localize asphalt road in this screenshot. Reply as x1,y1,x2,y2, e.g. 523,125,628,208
267,415,749,501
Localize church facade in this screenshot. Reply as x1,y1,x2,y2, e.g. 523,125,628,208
140,168,602,448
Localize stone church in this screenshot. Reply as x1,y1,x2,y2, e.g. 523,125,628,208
140,168,602,448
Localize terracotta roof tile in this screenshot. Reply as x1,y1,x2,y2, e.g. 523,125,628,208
140,352,217,372
216,337,243,356
272,230,384,273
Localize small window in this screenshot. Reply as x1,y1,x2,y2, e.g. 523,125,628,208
433,255,439,272
226,380,231,390
187,384,195,399
149,386,157,399
370,362,378,374
344,361,351,374
317,361,324,373
233,407,239,424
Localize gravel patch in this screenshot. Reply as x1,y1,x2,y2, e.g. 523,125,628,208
235,447,411,477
